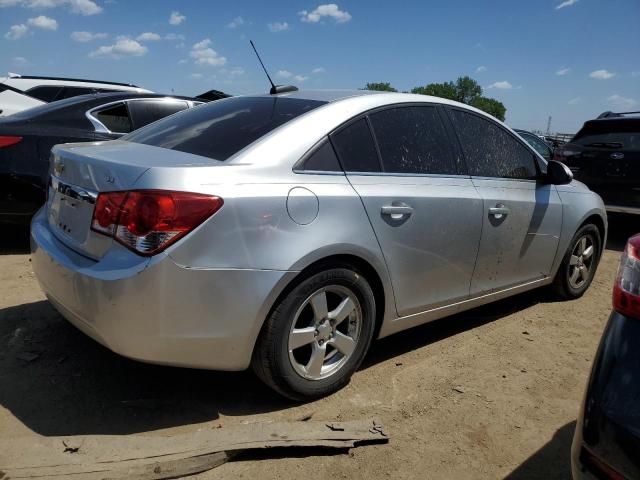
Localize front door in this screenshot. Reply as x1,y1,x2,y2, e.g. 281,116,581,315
447,107,562,295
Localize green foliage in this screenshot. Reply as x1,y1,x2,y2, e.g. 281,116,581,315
470,97,506,121
364,82,397,92
364,76,507,121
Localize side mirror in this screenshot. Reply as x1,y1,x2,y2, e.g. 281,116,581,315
546,160,573,185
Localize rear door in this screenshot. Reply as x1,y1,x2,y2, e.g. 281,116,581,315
333,105,483,317
447,108,562,295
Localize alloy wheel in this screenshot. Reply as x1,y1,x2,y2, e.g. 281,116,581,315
568,235,596,289
288,285,362,381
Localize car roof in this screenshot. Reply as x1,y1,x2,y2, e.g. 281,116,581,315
3,92,201,121
261,89,386,103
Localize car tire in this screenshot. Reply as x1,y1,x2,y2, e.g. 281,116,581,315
551,223,602,300
252,267,376,401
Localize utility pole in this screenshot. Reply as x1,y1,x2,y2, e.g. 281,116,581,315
546,116,552,135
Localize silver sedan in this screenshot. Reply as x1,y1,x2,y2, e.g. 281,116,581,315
31,90,607,400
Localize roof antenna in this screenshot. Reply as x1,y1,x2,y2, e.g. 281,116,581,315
250,40,298,95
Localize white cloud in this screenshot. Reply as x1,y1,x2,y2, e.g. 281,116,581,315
165,33,184,41
228,67,244,76
4,24,28,39
590,69,615,80
568,97,581,105
189,38,226,66
294,75,308,82
71,30,106,41
555,0,578,9
89,36,148,59
12,56,28,65
312,67,325,74
487,81,513,89
556,67,571,75
277,69,293,79
475,65,487,73
227,16,244,28
27,14,57,29
608,94,637,110
299,3,351,23
268,21,289,32
136,32,161,41
0,0,101,14
169,10,185,25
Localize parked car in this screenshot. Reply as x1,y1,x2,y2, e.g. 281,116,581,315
0,92,204,224
0,73,151,116
555,111,640,215
515,129,554,161
572,233,640,480
31,90,607,400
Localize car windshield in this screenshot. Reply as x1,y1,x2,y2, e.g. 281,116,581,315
571,120,640,150
122,96,327,161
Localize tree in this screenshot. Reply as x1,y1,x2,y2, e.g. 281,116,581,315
411,76,507,121
411,82,456,100
364,82,397,92
470,97,506,121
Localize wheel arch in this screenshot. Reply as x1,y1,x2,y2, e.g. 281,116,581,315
251,252,392,360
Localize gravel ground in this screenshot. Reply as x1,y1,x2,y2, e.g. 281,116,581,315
0,214,636,479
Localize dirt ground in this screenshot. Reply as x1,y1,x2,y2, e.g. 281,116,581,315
0,214,637,479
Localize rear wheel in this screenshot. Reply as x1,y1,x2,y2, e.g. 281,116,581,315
552,224,601,299
252,267,376,401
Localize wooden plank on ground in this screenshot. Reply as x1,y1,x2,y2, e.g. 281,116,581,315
0,419,388,479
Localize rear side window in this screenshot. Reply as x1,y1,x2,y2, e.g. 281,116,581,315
450,109,537,180
572,121,640,150
25,85,63,102
297,139,342,172
369,106,457,175
128,100,190,130
330,119,381,172
94,102,132,133
123,96,326,161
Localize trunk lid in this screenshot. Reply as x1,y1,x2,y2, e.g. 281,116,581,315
47,140,221,259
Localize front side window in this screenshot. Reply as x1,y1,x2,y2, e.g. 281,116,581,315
330,118,381,172
450,109,537,180
369,106,457,175
123,96,326,161
94,102,132,133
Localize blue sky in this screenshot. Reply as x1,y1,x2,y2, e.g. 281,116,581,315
1,0,638,132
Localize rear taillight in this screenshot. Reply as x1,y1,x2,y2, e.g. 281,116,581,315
91,190,223,256
613,234,640,318
0,136,22,148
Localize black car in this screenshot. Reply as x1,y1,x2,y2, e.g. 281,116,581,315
514,129,555,161
556,112,640,215
0,92,206,224
572,233,640,480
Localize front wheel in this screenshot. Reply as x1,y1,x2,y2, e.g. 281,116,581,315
252,268,376,401
551,223,602,299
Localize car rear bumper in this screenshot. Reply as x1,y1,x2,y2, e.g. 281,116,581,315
30,207,296,371
571,311,640,480
605,204,640,215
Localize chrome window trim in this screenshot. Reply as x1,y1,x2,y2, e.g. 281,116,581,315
86,97,195,135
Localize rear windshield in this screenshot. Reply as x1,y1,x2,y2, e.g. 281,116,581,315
122,96,327,161
572,120,640,150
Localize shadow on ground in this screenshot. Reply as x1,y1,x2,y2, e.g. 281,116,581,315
505,421,576,480
605,213,638,252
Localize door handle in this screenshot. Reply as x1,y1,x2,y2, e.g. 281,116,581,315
488,205,510,218
381,204,413,218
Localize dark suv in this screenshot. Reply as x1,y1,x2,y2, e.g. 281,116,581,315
555,111,640,215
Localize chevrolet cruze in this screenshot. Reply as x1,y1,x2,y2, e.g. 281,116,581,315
31,90,607,400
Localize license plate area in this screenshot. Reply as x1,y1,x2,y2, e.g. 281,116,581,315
47,176,98,246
